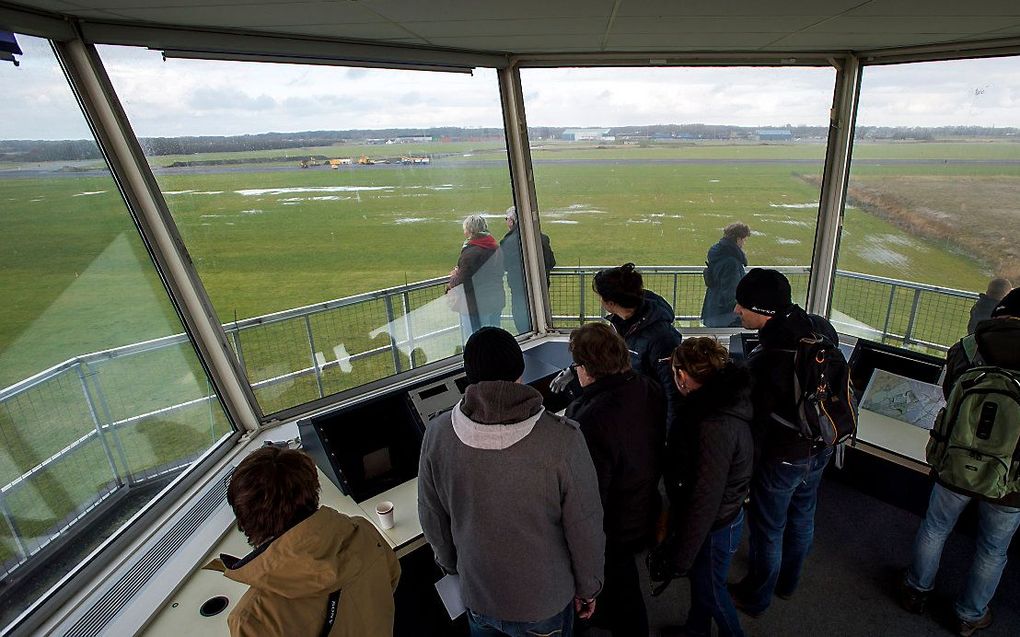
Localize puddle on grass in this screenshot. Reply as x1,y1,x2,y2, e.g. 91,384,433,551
858,245,909,267
73,190,107,197
769,202,818,209
235,186,393,196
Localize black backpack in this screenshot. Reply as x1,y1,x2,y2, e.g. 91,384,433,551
772,334,858,446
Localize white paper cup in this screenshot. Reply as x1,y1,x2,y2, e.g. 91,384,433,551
375,501,395,530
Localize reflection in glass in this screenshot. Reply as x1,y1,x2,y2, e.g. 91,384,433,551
99,48,519,414
0,34,233,629
834,56,1020,350
519,66,835,328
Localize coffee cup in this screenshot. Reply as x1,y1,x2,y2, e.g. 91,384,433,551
375,501,395,530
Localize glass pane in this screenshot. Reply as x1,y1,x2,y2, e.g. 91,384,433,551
833,56,1020,351
0,34,234,628
99,47,518,415
520,66,836,328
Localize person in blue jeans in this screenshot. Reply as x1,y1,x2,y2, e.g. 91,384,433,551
418,328,604,637
728,269,841,617
900,288,1020,637
467,603,575,637
654,337,754,637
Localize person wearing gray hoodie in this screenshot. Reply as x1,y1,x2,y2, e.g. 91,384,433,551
418,327,605,637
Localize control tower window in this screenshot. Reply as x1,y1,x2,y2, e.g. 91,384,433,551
832,55,1020,351
98,47,517,415
519,66,835,329
0,34,234,630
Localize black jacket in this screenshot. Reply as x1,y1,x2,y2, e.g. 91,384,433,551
607,290,683,433
665,363,754,573
566,371,665,547
940,317,1020,506
967,294,1000,335
500,225,556,289
746,305,839,461
448,235,505,319
700,237,747,327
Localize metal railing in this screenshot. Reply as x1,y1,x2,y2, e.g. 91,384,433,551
0,265,978,580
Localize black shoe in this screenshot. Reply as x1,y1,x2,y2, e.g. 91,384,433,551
659,624,709,637
728,583,766,618
775,589,794,601
958,610,992,637
898,579,928,614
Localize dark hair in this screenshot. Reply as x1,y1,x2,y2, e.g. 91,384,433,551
723,222,751,241
227,447,320,546
569,322,631,378
987,277,1012,300
592,263,644,309
671,337,729,384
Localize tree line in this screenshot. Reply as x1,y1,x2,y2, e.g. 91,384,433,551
2,125,1016,163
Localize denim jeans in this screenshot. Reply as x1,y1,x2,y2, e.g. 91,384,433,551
686,509,746,637
468,602,574,637
742,446,833,614
906,482,1020,622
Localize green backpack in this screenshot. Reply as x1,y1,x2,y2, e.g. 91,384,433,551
926,336,1020,499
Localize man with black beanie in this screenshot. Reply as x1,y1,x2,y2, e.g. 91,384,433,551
728,268,840,617
418,327,605,636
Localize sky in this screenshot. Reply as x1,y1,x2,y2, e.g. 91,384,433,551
3,33,1020,141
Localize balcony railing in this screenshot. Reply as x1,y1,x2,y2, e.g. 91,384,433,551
0,266,978,580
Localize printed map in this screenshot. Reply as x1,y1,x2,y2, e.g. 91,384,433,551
860,369,945,430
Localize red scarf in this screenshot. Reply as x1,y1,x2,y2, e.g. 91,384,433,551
466,234,498,250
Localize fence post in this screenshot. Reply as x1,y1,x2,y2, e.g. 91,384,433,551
578,270,586,326
903,288,923,346
881,284,898,344
229,327,247,375
384,295,402,374
672,272,679,325
0,490,28,563
304,316,325,398
75,362,124,488
401,292,415,369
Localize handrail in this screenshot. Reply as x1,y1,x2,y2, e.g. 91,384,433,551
0,264,981,580
1,266,974,399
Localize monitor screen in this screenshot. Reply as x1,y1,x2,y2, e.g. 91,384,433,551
848,339,945,402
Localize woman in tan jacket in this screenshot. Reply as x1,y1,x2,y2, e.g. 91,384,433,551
222,447,400,637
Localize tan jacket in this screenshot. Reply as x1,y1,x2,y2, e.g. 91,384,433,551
222,507,400,637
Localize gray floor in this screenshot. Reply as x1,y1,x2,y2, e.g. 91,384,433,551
587,476,1020,637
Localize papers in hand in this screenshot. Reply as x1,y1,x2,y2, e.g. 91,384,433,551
434,573,465,619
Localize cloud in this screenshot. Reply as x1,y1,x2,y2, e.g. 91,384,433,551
5,35,1020,140
188,87,276,112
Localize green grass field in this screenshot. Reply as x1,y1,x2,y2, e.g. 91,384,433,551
4,140,1018,388
2,138,1018,564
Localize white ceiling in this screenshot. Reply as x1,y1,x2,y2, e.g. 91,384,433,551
7,0,1020,54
